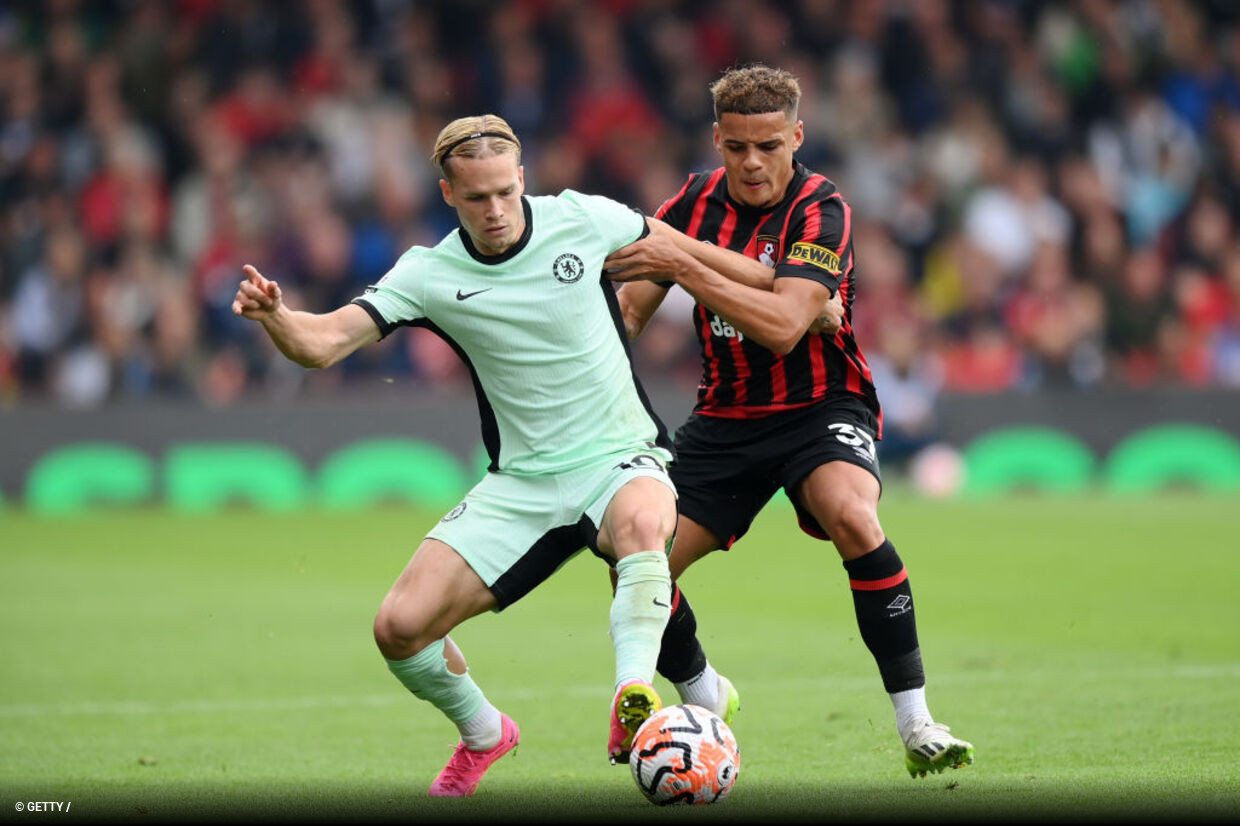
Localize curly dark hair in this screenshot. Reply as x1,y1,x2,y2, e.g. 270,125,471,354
709,64,801,120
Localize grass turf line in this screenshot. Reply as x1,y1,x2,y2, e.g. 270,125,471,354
1,495,1237,820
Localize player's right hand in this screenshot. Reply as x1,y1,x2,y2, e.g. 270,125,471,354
232,264,283,319
808,289,844,336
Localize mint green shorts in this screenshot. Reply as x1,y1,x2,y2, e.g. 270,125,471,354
426,446,675,610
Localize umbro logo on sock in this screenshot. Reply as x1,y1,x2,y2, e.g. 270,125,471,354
886,594,911,617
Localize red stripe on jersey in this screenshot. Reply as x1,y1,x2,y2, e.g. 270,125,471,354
748,205,778,401
810,331,828,391
842,266,874,389
842,309,875,394
801,191,826,241
837,199,868,399
697,304,719,407
837,266,862,396
833,195,851,256
845,360,862,394
770,352,788,402
798,193,830,397
716,199,750,403
684,170,728,409
729,336,750,404
718,200,738,247
742,211,778,257
695,398,820,418
849,567,908,591
776,176,827,257
686,168,726,239
655,176,693,220
776,181,836,279
849,343,877,436
764,179,830,405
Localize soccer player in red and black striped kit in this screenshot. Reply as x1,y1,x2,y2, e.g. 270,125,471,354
606,64,974,778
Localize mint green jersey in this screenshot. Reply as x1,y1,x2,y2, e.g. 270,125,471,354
352,190,671,476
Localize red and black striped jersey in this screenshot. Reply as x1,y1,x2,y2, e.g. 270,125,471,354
655,162,881,431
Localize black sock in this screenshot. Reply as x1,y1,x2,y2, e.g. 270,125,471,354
843,540,926,693
655,584,708,683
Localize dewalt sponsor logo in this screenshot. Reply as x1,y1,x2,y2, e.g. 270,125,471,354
787,241,840,273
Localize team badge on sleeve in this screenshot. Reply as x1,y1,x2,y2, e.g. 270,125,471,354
788,242,841,274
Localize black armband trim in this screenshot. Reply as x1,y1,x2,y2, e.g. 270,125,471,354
350,298,394,339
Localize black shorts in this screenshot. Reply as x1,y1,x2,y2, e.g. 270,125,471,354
669,396,881,550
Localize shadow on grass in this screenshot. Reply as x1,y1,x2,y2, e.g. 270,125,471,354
19,777,1238,824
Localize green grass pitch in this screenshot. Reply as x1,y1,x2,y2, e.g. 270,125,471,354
1,494,1237,822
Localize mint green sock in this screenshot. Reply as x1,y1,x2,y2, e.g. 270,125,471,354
386,638,485,726
610,550,672,689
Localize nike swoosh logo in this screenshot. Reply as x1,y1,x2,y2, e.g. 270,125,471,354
653,598,669,608
456,288,492,301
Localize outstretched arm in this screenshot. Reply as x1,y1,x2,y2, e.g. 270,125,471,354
232,264,381,368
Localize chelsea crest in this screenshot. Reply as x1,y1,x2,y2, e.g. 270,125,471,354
553,252,585,283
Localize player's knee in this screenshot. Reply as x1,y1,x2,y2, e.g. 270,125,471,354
821,494,881,544
614,505,674,549
373,603,431,659
372,607,404,656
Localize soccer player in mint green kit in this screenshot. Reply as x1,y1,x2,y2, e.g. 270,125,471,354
231,114,674,797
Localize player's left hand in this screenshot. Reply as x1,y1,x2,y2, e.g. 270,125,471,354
808,289,844,336
604,235,688,283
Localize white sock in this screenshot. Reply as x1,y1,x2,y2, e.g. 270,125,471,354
457,700,502,750
674,662,720,710
890,686,931,741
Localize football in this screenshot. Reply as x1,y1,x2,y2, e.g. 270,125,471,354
629,704,740,805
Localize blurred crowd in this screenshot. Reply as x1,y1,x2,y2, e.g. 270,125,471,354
4,0,1240,434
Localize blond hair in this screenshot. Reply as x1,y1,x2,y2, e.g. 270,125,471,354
431,115,522,178
710,65,800,120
